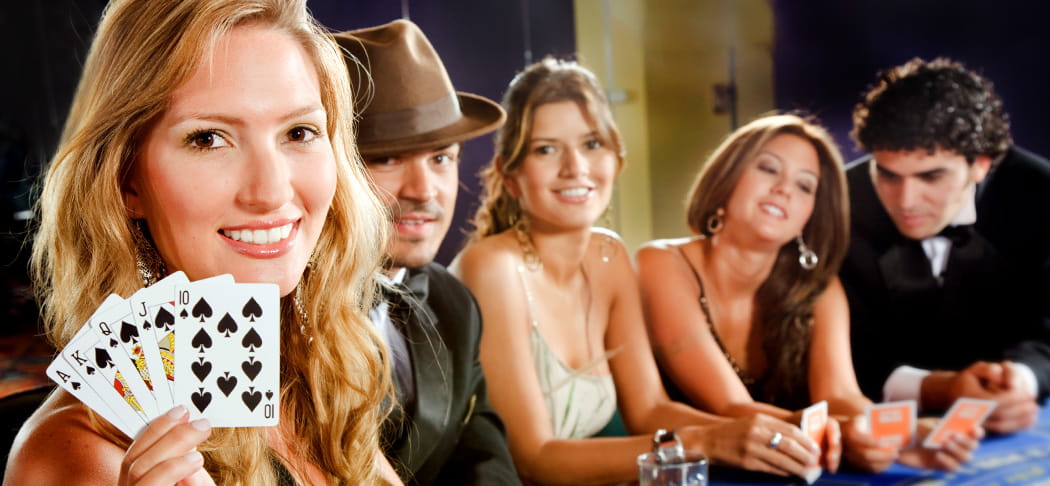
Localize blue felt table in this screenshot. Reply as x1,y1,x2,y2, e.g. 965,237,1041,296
710,405,1050,486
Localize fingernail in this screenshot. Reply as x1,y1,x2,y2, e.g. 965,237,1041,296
166,405,187,420
183,450,203,465
190,418,211,432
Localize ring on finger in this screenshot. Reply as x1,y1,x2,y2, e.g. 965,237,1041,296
768,431,783,449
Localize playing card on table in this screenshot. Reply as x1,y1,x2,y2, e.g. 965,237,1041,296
866,400,916,449
174,277,279,427
126,271,189,409
923,397,996,448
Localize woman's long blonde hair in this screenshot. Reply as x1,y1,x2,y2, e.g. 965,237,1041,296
30,0,391,483
468,57,625,241
685,114,849,407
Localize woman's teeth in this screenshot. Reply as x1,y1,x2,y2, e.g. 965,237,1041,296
223,223,293,244
760,203,785,218
559,187,589,197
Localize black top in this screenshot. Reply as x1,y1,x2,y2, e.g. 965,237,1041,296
841,146,1050,402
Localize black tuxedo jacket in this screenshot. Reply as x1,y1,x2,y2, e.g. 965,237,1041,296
381,262,520,485
840,147,1050,402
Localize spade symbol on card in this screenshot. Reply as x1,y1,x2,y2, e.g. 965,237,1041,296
191,388,212,412
217,372,238,397
108,338,118,348
155,307,175,331
242,357,262,381
93,348,114,369
242,297,263,322
119,321,139,344
179,309,189,319
242,387,262,412
191,328,213,352
191,357,212,381
241,328,262,352
217,313,238,337
265,390,273,401
72,382,82,391
192,298,213,323
85,366,96,376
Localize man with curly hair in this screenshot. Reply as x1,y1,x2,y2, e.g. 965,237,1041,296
841,57,1050,434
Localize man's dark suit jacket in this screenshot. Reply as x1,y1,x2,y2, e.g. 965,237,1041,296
381,262,520,485
840,146,1050,402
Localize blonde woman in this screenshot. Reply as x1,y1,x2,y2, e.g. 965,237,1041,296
452,58,829,485
4,0,397,484
637,114,979,472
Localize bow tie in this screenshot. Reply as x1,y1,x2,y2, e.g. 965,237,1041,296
934,224,975,246
382,270,430,304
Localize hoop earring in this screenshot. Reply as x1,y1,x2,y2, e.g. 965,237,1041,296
133,220,165,287
796,235,819,270
514,213,542,271
706,207,725,235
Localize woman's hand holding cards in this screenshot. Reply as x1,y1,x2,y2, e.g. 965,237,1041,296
119,405,214,486
841,414,899,472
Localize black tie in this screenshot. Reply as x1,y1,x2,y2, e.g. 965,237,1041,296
936,224,975,246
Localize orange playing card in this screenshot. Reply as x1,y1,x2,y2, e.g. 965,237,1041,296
867,400,916,448
923,398,996,448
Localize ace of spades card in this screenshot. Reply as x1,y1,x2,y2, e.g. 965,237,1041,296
174,278,279,427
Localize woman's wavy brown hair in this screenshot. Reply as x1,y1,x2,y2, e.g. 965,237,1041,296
468,57,625,240
30,0,391,483
685,114,849,407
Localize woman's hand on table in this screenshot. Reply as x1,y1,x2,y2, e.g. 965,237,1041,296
684,413,824,479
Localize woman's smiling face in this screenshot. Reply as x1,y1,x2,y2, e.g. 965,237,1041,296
126,25,336,296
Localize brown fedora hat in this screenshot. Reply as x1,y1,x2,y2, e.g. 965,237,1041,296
334,20,505,158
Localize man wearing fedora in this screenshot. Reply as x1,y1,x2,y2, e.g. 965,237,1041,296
335,20,520,485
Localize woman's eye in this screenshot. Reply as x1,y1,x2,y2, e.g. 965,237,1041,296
758,163,777,174
584,139,603,150
186,130,229,150
797,182,816,194
534,145,555,155
288,126,319,143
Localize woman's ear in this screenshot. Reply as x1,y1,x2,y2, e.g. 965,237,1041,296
496,155,522,199
123,173,144,219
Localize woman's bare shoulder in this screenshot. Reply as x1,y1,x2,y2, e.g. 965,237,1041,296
451,231,520,279
5,389,123,485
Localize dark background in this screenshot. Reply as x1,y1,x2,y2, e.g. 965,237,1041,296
2,0,1048,285
772,0,1050,162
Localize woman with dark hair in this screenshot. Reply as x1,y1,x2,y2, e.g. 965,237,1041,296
452,59,825,484
4,0,398,483
637,114,978,472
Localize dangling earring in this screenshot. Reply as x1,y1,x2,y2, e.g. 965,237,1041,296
294,262,313,344
132,220,165,287
797,235,819,270
599,205,615,263
706,207,725,235
514,212,542,271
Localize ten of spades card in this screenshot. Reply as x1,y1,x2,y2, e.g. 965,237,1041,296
174,278,280,427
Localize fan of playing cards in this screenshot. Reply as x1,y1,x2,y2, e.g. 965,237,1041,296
46,271,281,438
